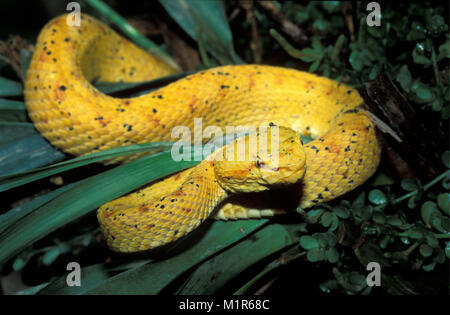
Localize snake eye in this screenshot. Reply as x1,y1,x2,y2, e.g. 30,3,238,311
255,156,264,168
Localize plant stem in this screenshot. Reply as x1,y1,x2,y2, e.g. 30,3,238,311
431,43,442,90
270,29,316,60
377,169,450,209
83,0,181,72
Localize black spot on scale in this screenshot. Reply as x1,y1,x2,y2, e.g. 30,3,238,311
64,37,70,42
344,146,351,152
310,145,320,153
127,125,133,132
59,85,66,91
220,85,230,89
153,108,157,113
347,90,352,95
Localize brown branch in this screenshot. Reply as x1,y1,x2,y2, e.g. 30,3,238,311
0,36,34,81
360,67,444,180
257,0,308,46
239,0,263,63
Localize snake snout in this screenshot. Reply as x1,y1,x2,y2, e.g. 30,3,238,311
214,126,306,194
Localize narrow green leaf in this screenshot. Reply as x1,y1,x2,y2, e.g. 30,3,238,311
0,77,22,96
42,248,60,266
0,151,198,266
159,0,242,64
0,142,173,192
176,223,299,294
83,220,268,294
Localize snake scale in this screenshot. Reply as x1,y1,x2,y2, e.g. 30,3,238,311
24,14,381,253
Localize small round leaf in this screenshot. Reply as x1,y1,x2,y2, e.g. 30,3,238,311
368,189,387,205
299,235,319,250
419,243,433,257
437,193,450,215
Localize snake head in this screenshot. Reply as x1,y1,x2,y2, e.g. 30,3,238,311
214,126,306,194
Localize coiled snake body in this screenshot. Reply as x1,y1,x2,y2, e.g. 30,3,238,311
24,14,381,252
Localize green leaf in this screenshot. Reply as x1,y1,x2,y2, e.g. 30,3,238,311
0,142,173,192
437,40,450,61
0,127,66,176
386,215,402,227
299,48,321,63
12,256,27,271
412,43,431,67
437,193,450,215
320,212,333,227
0,77,22,96
445,241,450,259
159,0,242,64
426,15,448,37
422,261,436,272
38,260,150,294
401,178,421,191
421,201,440,226
406,227,424,239
326,247,340,263
368,189,387,206
0,99,27,122
321,1,341,13
419,243,433,257
442,151,450,168
82,220,268,294
20,49,33,79
425,233,439,248
406,21,427,41
0,151,199,266
396,65,412,92
42,248,60,266
176,223,300,294
333,205,350,219
413,82,434,101
309,60,321,72
349,51,364,71
299,235,319,250
307,248,326,262
372,211,386,224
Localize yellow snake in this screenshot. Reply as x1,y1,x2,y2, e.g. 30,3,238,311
24,14,381,253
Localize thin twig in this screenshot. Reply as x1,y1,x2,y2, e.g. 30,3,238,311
240,0,263,63
258,0,308,45
375,169,450,210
